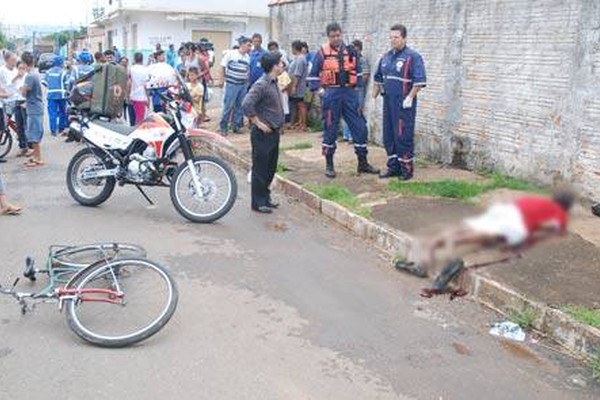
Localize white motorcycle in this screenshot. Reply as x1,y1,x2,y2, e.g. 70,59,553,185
66,86,237,223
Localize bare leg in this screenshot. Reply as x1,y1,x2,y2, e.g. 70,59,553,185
298,102,308,130
418,226,503,272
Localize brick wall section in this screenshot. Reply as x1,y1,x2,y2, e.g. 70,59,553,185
270,0,600,197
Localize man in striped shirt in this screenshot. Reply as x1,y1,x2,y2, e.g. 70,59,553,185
219,37,252,135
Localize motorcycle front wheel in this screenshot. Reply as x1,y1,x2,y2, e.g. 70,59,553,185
170,155,237,223
66,148,116,206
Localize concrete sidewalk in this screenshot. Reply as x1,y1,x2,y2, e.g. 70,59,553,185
201,103,600,360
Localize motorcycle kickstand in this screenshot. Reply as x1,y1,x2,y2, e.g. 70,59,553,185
135,185,155,206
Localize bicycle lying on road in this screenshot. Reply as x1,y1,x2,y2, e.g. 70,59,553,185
396,252,523,300
0,243,178,347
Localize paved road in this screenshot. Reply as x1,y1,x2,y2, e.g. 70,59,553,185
0,139,597,399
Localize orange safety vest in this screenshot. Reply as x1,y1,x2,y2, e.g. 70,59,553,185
320,43,358,87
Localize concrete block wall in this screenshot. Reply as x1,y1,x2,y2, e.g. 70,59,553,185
269,0,600,197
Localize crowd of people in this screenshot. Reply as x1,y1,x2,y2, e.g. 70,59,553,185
3,22,587,223
225,23,426,212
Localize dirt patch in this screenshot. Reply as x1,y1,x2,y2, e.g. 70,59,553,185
265,221,290,233
372,196,480,236
485,234,600,308
499,340,541,365
452,342,471,356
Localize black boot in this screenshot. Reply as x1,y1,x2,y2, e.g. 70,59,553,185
357,155,380,175
379,170,401,179
325,155,336,178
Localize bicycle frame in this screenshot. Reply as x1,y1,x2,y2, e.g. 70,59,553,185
424,251,524,300
0,245,126,314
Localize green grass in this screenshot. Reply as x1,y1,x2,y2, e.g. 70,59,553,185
388,179,487,200
415,154,429,169
388,173,545,200
305,183,372,218
276,162,288,175
484,173,546,194
562,305,600,328
281,142,313,152
308,116,323,133
508,306,538,329
591,349,600,381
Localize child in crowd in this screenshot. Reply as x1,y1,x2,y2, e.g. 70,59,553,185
186,67,205,128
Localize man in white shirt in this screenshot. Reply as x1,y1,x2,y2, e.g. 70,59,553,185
0,51,20,161
146,49,177,112
218,36,252,134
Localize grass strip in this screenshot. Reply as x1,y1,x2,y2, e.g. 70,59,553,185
305,183,372,218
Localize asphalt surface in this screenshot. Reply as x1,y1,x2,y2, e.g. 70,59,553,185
0,138,598,399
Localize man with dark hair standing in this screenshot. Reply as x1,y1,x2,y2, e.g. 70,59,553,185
242,52,285,214
249,33,267,87
103,49,116,64
219,36,252,134
93,51,105,67
307,22,380,178
374,24,427,180
20,52,45,167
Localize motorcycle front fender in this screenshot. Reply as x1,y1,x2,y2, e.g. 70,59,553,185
164,128,232,160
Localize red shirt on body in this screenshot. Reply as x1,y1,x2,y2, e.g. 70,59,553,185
514,196,568,236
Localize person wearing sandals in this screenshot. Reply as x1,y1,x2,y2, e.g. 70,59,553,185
0,175,22,215
7,61,31,158
20,52,45,168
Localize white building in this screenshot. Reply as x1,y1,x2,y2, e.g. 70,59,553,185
91,0,270,78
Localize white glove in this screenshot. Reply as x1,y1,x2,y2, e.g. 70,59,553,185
402,96,414,109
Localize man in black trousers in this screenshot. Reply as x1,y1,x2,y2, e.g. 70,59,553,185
242,52,285,214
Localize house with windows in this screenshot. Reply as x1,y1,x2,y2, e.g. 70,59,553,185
90,0,269,79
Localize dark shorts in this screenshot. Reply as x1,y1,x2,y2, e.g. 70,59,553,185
26,114,44,143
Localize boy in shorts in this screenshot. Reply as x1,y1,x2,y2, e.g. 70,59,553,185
20,52,45,167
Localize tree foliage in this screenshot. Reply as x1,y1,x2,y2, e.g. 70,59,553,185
0,31,7,49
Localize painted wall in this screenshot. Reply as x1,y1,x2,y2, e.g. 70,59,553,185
102,0,269,16
104,10,268,59
270,0,600,197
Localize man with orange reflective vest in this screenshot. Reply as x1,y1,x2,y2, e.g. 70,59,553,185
307,22,380,178
373,24,427,180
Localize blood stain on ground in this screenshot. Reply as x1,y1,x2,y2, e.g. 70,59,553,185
452,342,471,356
499,340,541,364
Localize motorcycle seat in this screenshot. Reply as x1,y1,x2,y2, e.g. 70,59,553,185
94,120,137,136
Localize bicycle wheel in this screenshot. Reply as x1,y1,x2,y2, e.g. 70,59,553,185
0,131,13,159
51,243,146,269
65,258,178,347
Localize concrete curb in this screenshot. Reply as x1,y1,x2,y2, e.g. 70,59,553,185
203,137,600,361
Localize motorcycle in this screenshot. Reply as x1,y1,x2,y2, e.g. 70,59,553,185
65,83,238,223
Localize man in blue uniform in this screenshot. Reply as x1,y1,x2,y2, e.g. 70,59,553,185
70,51,95,84
307,22,380,178
248,33,267,87
43,56,70,136
374,24,426,180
